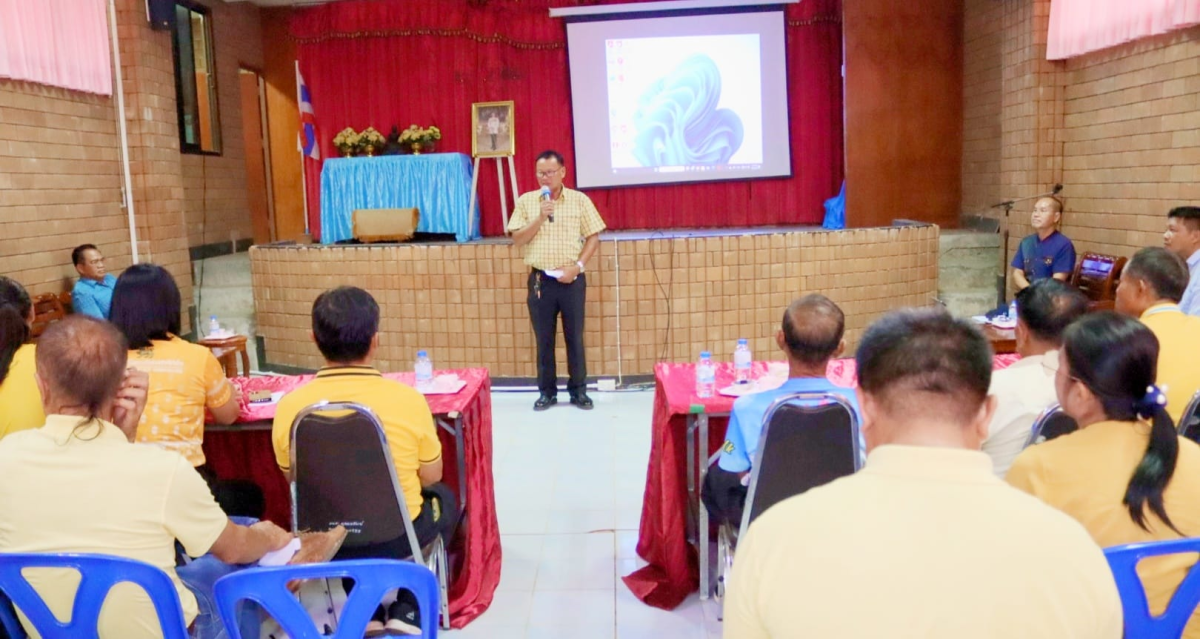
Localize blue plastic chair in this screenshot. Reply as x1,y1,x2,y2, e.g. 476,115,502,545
0,553,190,639
213,560,440,639
1104,538,1200,636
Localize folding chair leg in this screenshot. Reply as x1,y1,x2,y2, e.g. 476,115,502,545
716,522,735,622
425,536,450,630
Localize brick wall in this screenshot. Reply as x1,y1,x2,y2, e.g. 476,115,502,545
251,225,940,376
0,83,132,295
181,0,264,249
963,0,1200,267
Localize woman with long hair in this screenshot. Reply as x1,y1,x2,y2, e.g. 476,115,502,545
110,264,261,517
1008,312,1200,636
0,276,44,438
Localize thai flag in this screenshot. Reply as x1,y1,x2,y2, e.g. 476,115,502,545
297,68,319,160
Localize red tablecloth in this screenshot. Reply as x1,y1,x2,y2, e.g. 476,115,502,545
202,368,499,629
622,355,1021,609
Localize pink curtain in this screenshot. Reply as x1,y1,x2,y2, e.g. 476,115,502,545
0,0,113,95
1048,0,1200,60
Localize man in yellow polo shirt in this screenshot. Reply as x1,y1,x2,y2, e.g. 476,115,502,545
724,309,1122,638
0,317,295,639
272,286,455,633
1116,246,1200,426
508,150,606,411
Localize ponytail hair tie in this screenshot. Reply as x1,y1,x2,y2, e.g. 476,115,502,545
1134,384,1169,420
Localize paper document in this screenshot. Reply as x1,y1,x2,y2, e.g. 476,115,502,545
258,538,302,567
543,269,565,278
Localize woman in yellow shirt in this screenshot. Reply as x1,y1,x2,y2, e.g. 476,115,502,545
1008,312,1200,637
109,264,261,517
0,277,44,439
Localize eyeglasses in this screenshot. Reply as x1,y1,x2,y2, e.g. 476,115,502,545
536,170,561,178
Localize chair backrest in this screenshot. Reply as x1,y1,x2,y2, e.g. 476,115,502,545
56,292,73,315
28,293,65,341
1024,403,1078,448
1104,538,1200,637
740,392,860,535
290,402,422,560
1070,252,1126,307
213,560,440,639
0,553,189,639
1179,391,1200,443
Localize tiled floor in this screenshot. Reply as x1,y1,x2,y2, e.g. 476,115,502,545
450,389,722,639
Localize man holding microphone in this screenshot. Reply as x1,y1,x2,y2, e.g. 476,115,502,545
508,150,607,411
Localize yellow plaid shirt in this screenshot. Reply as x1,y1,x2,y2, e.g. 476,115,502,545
508,186,606,270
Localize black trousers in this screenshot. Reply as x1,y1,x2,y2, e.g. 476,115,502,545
701,464,747,528
527,270,587,396
196,464,265,520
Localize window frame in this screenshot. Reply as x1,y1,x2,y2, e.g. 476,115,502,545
171,0,222,156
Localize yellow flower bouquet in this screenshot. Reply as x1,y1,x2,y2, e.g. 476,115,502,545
358,127,386,156
333,127,360,157
399,124,442,154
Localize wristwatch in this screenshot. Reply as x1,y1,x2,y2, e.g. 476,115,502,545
576,260,585,273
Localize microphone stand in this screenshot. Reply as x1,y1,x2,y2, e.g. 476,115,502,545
990,185,1062,308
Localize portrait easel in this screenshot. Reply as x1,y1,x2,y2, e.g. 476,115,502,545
468,155,518,238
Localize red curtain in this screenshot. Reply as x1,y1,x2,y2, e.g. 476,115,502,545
293,0,842,238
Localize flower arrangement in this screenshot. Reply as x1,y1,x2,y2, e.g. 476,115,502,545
358,127,386,156
333,127,359,157
399,124,442,154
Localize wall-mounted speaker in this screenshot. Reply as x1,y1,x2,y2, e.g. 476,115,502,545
146,0,175,31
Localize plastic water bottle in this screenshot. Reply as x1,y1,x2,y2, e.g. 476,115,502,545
1009,300,1018,321
415,350,433,390
696,351,715,399
207,315,220,336
734,338,752,384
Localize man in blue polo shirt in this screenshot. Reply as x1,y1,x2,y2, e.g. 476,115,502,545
1011,196,1076,292
70,244,117,319
701,294,861,526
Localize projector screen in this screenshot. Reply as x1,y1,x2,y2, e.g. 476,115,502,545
566,9,791,189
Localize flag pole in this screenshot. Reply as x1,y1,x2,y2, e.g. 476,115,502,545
295,60,311,238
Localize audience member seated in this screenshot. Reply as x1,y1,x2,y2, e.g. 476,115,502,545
1007,312,1200,637
1012,196,1076,292
0,277,43,439
0,317,295,639
109,264,262,518
1164,206,1200,316
70,243,118,319
1114,247,1200,425
724,309,1122,638
982,280,1088,476
701,294,859,527
271,286,456,634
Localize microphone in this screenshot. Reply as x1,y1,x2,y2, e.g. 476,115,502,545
1052,183,1063,194
541,186,554,223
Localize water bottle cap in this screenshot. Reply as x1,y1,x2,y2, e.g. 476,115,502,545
209,315,217,320
417,350,427,357
737,338,748,345
700,351,711,359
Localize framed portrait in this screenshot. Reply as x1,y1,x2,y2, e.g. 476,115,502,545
472,101,515,158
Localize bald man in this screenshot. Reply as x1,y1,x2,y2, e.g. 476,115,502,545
701,295,862,526
0,316,296,639
1012,196,1076,292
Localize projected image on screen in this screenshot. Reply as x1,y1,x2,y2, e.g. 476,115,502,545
605,35,762,173
567,10,789,188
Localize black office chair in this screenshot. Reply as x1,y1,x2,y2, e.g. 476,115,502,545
1177,391,1200,443
1023,403,1078,448
289,402,450,629
714,392,861,616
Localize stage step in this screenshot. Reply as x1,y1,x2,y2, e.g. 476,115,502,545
939,229,999,318
192,252,259,372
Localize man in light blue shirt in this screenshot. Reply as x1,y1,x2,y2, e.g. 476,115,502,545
70,244,117,319
701,294,861,526
1165,206,1200,317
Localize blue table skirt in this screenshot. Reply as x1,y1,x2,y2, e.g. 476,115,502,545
319,153,480,243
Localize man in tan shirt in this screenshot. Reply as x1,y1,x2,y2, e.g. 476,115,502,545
724,309,1122,639
0,317,294,639
508,150,606,411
